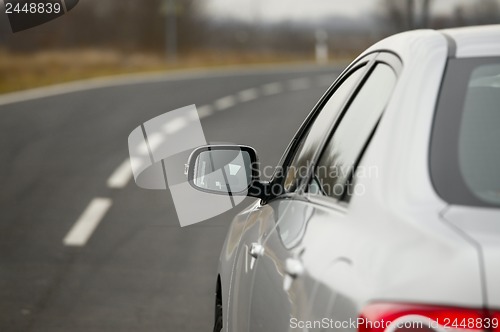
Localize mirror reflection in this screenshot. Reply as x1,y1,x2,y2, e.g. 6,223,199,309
193,149,253,194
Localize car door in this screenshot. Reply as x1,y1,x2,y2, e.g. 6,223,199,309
227,57,373,332
248,53,401,332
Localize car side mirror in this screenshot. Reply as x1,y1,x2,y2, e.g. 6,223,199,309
186,145,268,199
187,145,257,195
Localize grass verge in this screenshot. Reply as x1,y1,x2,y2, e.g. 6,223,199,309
0,49,352,94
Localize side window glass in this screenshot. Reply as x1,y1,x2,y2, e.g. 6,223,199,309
312,63,397,199
282,66,365,193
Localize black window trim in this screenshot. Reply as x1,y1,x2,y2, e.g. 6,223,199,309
267,53,377,196
301,52,402,205
266,51,402,204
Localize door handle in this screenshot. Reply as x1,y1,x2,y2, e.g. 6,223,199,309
285,258,304,279
248,243,264,259
283,257,304,291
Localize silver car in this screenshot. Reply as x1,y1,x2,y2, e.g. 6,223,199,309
186,25,500,332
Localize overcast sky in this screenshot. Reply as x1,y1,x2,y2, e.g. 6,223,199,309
204,0,479,22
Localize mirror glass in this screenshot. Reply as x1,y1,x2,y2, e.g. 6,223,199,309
192,149,253,194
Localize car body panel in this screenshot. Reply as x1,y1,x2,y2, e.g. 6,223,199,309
344,29,484,307
443,206,500,309
298,194,484,331
442,25,500,58
248,199,318,331
218,200,260,331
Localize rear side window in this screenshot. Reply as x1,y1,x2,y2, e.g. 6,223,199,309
431,58,500,208
310,63,397,199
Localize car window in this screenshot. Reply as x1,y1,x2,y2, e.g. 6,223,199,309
310,63,397,199
282,66,365,193
431,57,500,208
459,64,500,205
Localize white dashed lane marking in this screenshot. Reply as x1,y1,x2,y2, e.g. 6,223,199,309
288,78,311,91
214,95,237,111
197,105,214,118
107,159,133,189
261,82,284,96
237,88,259,102
63,198,113,246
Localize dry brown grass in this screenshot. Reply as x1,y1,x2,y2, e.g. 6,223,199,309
0,49,164,93
0,49,350,94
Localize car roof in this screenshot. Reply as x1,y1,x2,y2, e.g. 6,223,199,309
358,25,500,64
440,24,500,58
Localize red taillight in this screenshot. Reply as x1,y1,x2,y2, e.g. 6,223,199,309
359,303,494,332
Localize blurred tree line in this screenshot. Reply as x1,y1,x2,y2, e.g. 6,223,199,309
2,0,205,53
381,0,500,32
1,0,500,58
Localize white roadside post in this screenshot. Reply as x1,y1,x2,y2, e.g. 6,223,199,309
315,29,329,65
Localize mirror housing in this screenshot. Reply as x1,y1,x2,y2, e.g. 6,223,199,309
186,145,268,199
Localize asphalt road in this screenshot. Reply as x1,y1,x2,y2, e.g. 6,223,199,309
0,64,342,332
